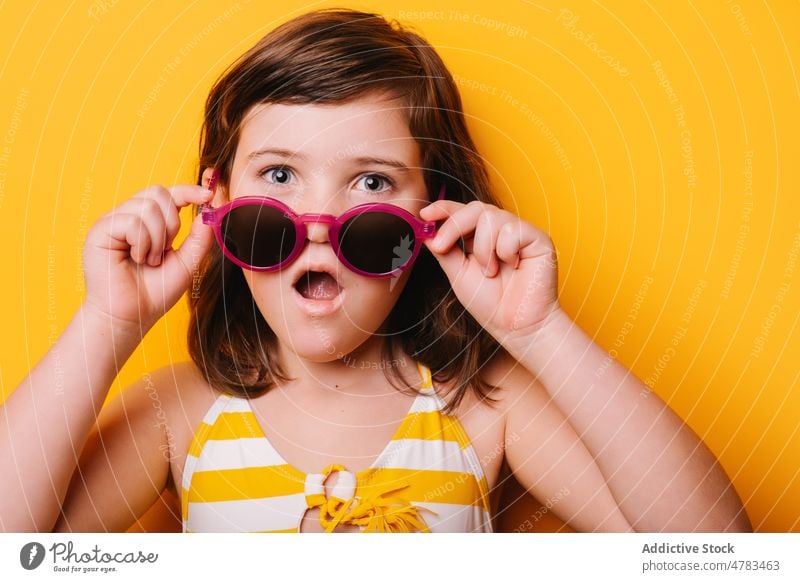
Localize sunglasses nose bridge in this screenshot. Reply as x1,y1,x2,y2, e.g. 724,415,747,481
297,213,336,244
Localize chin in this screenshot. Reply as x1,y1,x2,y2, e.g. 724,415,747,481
274,323,372,364
292,347,348,364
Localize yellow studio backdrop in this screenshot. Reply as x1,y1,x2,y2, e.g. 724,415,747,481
0,0,797,533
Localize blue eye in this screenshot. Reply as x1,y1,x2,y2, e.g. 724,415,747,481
260,166,293,184
356,173,394,193
259,167,395,193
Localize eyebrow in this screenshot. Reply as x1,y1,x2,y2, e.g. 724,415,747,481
247,148,410,171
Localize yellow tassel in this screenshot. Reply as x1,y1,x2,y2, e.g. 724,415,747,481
305,479,439,533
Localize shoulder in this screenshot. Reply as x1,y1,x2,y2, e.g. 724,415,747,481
138,361,219,425
482,350,636,532
430,347,547,427
475,347,562,458
53,362,218,532
478,347,549,418
141,362,222,492
431,348,551,496
149,360,219,403
156,360,220,431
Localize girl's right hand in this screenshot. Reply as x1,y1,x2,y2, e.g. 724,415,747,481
82,184,216,333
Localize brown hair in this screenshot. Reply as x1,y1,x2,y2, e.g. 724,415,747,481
188,7,504,414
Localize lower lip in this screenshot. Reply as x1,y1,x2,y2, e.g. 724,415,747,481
292,286,345,317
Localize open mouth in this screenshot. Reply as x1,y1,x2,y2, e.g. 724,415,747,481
292,269,343,301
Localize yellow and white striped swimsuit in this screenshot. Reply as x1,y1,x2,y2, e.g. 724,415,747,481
181,362,493,533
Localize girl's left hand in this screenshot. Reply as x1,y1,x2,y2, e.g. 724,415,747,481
420,200,560,342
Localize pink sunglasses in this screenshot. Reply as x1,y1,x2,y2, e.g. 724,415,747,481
199,170,445,277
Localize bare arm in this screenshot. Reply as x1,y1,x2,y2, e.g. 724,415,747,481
0,181,214,532
419,197,750,532
494,353,635,532
0,303,144,531
504,308,752,532
52,364,176,533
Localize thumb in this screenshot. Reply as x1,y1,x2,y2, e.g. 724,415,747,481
163,211,215,285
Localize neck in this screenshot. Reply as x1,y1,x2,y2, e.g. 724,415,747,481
276,333,418,396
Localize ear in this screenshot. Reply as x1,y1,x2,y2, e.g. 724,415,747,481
201,167,216,190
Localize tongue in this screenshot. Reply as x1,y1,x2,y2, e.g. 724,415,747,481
297,271,341,301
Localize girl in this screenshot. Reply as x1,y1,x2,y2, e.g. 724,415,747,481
1,8,750,533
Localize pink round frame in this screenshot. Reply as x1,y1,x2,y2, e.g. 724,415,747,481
198,170,446,277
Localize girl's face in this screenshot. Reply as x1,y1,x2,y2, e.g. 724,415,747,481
210,93,430,363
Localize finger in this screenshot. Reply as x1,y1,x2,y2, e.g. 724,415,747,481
166,184,215,208
136,184,214,257
113,197,169,265
419,199,466,221
101,213,153,265
428,201,485,254
124,197,168,266
473,211,501,277
134,187,182,252
515,224,554,261
496,222,522,269
164,211,216,284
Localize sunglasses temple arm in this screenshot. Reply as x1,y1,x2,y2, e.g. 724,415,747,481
196,168,220,219
208,168,219,192
417,183,447,237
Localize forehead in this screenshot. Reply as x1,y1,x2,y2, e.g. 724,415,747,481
236,93,420,163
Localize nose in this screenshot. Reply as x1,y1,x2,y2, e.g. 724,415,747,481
305,219,331,244
294,186,345,244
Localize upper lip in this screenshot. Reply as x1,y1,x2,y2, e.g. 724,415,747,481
290,261,345,290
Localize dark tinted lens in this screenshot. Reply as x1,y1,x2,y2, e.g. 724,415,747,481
221,203,296,268
339,211,415,274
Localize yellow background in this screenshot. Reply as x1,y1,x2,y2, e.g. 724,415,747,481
1,1,797,532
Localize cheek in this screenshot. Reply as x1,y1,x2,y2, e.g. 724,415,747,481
341,273,409,320
242,272,289,324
